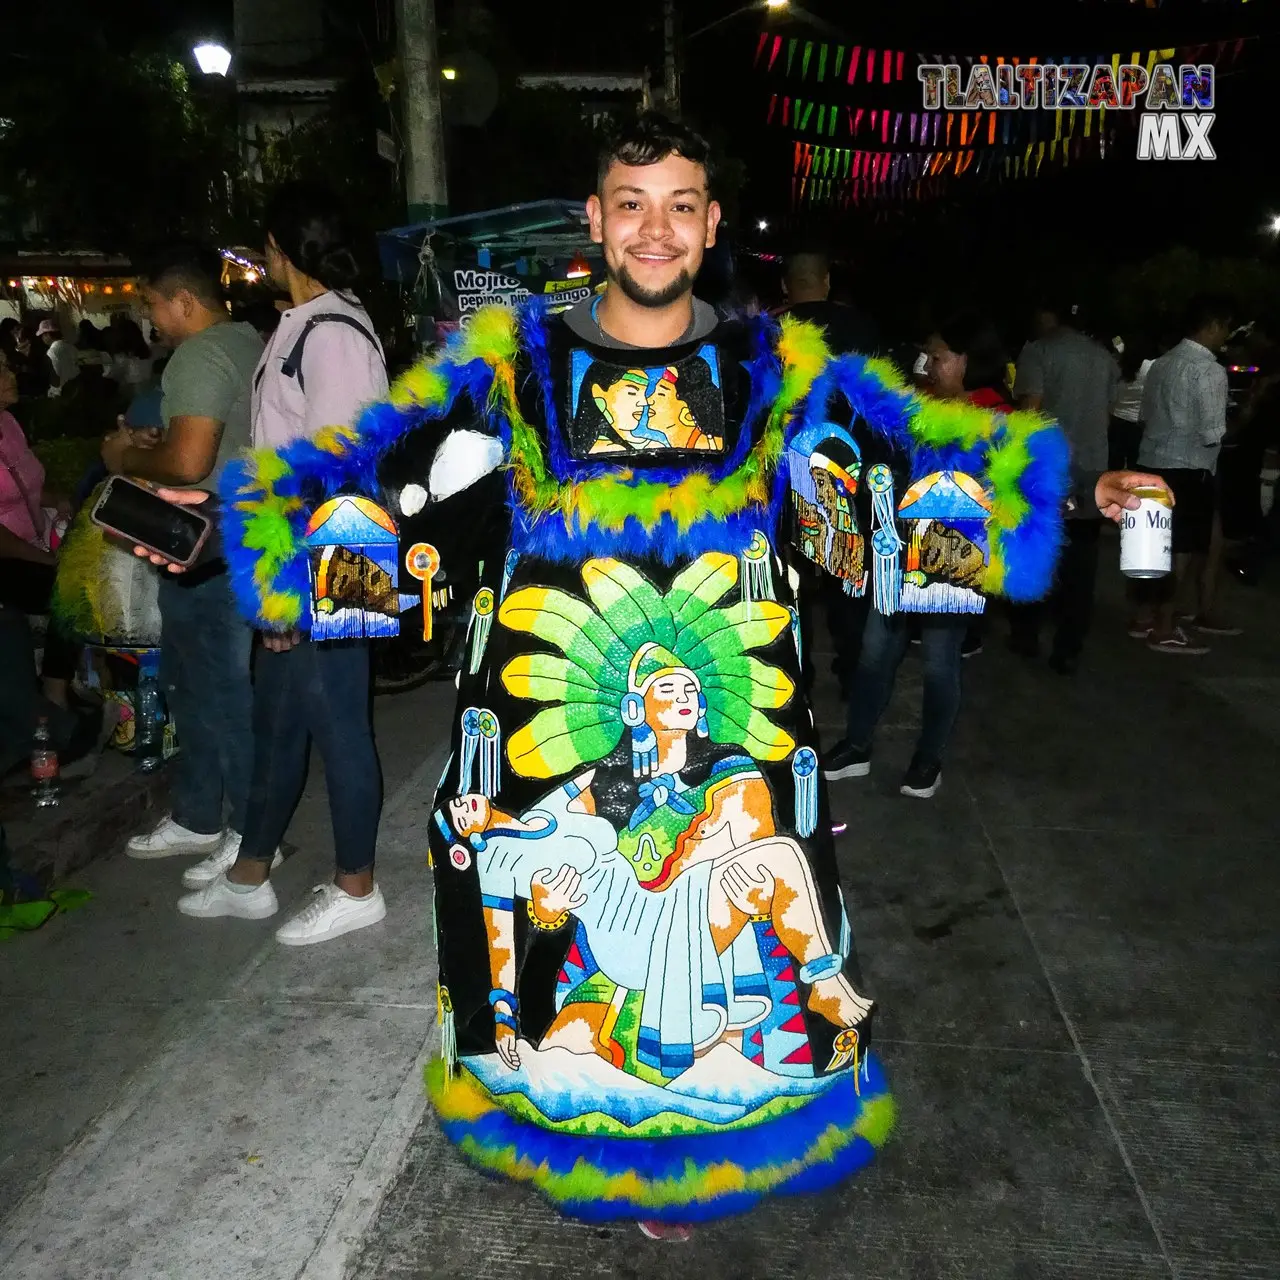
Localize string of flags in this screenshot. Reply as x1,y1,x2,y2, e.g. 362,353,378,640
755,35,1250,85
792,137,1105,188
756,32,1252,207
769,96,1156,146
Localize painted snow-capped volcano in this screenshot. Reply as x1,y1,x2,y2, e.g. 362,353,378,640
304,496,398,546
898,471,992,520
463,1041,838,1130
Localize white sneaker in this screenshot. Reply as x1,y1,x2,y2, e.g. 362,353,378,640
275,883,387,947
181,833,284,889
177,872,279,920
127,816,223,860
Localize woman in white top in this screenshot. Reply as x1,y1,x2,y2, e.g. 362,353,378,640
1109,335,1154,471
105,317,154,390
178,183,391,946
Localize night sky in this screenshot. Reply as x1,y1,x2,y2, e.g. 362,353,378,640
24,0,1280,323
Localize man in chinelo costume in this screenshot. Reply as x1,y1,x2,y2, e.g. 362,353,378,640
221,116,1071,1234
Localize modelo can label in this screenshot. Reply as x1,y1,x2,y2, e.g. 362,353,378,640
1120,486,1173,578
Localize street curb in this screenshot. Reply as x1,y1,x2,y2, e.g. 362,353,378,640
2,759,168,890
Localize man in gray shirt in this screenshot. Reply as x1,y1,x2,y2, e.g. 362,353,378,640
1010,301,1120,674
101,245,264,866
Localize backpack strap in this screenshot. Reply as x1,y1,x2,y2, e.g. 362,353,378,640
275,312,382,394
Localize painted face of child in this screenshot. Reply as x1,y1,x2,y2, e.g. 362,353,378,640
448,794,491,837
643,671,701,733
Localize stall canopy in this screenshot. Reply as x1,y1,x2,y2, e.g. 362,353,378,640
377,199,594,283
379,199,602,335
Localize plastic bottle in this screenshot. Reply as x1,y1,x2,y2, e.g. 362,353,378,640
31,717,61,807
134,654,165,773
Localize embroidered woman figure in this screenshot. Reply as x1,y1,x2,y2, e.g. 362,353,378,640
440,633,873,1080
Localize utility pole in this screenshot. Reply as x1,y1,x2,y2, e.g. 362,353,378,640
662,0,680,115
397,0,448,220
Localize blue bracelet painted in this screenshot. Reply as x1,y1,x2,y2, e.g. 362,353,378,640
493,1011,518,1032
488,988,518,1011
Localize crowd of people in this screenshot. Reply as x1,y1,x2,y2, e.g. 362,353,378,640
1,185,392,947
762,258,1253,798
0,194,1261,903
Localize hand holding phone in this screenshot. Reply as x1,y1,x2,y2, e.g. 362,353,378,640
91,477,214,570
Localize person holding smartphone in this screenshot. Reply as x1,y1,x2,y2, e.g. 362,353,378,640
103,246,263,869
176,183,390,946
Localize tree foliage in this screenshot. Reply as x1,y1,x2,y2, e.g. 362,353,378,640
0,44,233,251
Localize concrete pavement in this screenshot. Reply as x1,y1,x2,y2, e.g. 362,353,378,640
2,537,1278,1279
0,681,453,1280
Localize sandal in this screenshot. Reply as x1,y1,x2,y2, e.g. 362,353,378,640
638,1221,693,1242
1148,627,1209,655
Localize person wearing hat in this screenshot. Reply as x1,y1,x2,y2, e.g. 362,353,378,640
37,319,78,395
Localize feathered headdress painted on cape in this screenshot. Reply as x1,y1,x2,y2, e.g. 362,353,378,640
498,553,795,779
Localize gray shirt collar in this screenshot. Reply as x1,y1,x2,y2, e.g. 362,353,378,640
563,293,720,350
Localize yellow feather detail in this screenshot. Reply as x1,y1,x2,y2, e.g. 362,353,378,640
312,424,359,455
506,723,556,779
461,306,519,367
260,590,302,627
390,361,450,410
497,586,552,630
777,315,830,386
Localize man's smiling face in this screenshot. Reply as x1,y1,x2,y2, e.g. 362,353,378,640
586,153,721,309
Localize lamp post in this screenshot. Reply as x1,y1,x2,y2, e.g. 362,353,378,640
192,43,232,77
662,0,789,115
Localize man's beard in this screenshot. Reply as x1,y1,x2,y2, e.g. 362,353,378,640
610,261,695,308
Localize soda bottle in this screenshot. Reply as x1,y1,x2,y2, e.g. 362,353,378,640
31,716,61,807
134,653,165,774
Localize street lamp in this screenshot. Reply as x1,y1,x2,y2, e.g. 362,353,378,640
666,0,789,114
757,219,769,232
1269,215,1280,234
686,0,789,41
193,43,232,77
441,67,457,81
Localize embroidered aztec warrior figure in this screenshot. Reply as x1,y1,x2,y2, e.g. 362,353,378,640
220,115,1070,1234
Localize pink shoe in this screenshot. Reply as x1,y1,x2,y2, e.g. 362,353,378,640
638,1221,693,1242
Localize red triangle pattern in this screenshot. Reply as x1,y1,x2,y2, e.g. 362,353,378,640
779,1013,807,1034
775,964,796,984
770,943,789,959
782,1042,814,1065
782,989,801,1005
556,969,568,986
566,942,584,969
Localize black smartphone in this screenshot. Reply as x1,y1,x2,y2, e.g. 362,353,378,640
90,477,213,569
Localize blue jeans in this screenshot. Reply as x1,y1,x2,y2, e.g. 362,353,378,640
239,639,382,875
844,609,966,767
158,573,254,835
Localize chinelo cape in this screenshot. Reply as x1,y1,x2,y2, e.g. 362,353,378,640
220,302,1069,1224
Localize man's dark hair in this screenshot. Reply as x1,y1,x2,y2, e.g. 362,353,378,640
136,244,225,310
937,311,1012,397
264,181,363,291
596,112,714,193
1033,296,1080,328
785,251,829,294
1184,292,1234,336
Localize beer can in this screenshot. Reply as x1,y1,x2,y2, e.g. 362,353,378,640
1120,486,1173,578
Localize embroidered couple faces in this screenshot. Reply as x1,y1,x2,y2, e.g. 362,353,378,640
569,346,725,456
